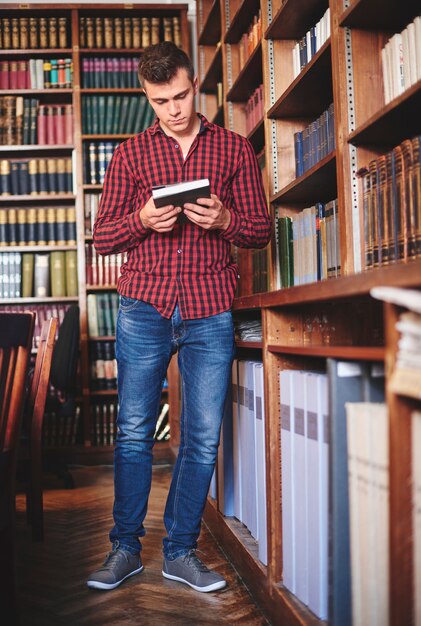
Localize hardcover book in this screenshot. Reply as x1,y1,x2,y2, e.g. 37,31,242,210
152,178,210,223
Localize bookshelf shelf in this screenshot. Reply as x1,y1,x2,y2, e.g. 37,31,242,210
81,134,134,139
0,296,79,304
247,118,265,154
0,145,74,153
339,0,421,30
0,195,76,203
199,44,222,94
226,42,262,102
270,150,337,205
348,80,421,147
0,245,78,253
86,284,118,291
90,389,118,396
0,89,73,95
198,0,221,45
80,88,142,94
0,49,73,56
267,40,332,119
265,0,328,40
79,48,144,55
224,0,261,44
267,344,385,360
236,341,263,350
83,184,103,190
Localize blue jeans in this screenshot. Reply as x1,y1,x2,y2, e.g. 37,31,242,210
110,298,235,560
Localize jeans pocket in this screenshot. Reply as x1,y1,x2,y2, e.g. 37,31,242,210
119,295,142,313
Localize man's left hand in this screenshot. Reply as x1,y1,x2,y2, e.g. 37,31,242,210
183,194,231,231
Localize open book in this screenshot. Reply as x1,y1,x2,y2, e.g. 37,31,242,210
152,178,211,222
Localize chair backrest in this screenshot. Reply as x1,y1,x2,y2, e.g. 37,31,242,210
27,318,58,445
50,304,80,394
0,312,35,453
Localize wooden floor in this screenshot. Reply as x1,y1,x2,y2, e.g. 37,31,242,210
15,464,270,626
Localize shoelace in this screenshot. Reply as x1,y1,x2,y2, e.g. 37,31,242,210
182,550,210,573
98,549,129,571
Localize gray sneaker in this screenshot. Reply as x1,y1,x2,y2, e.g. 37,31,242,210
87,547,144,590
162,550,226,593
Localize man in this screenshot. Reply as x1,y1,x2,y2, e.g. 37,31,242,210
87,41,271,593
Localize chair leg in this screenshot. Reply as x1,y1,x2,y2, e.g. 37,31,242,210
30,447,44,541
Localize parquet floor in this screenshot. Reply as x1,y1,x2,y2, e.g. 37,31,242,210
15,464,270,626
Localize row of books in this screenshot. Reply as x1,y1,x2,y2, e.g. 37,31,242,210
292,8,331,79
43,406,81,449
89,400,170,447
0,59,73,91
0,207,76,247
280,360,386,623
294,103,335,177
0,16,69,50
79,15,181,50
87,292,119,338
0,302,71,349
1,250,78,299
89,340,117,391
84,192,101,236
0,98,73,146
277,199,340,288
219,359,267,566
0,157,74,196
85,244,125,287
82,95,154,136
382,15,421,104
359,135,421,269
245,84,264,136
238,11,262,69
84,142,118,186
81,57,139,89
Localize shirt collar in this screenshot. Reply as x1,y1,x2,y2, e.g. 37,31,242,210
149,112,216,136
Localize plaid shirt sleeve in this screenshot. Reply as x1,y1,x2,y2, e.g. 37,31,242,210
221,139,271,249
93,147,150,256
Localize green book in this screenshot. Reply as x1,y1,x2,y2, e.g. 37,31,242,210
104,96,115,135
141,103,155,131
65,249,78,296
124,96,138,134
278,216,294,288
21,252,34,297
98,95,106,135
50,250,66,297
118,96,130,134
133,95,148,133
91,96,99,135
112,96,123,134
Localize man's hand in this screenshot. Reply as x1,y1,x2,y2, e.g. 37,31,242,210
183,194,231,231
139,197,182,232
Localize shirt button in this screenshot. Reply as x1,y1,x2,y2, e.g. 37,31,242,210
175,144,179,149
177,249,182,254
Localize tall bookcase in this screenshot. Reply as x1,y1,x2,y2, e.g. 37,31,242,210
0,3,190,463
197,1,421,625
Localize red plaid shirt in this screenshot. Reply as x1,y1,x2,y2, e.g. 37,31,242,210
93,114,271,319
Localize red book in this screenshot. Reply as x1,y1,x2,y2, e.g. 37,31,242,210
57,59,66,88
9,61,18,89
55,106,65,144
37,104,48,144
45,106,55,144
0,62,9,89
85,243,93,286
17,61,27,89
91,245,98,286
64,104,73,144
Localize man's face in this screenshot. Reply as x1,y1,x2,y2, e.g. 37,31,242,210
143,67,198,136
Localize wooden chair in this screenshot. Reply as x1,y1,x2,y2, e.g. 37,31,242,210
0,311,35,626
19,317,58,541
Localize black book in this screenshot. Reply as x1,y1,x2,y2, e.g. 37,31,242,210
152,178,211,224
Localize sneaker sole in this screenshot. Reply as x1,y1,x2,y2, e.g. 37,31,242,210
162,570,226,593
87,565,144,590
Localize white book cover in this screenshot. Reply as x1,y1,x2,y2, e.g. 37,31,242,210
305,372,329,620
238,360,248,526
292,370,308,606
407,22,417,86
390,33,405,99
401,27,411,90
381,45,390,103
280,369,295,593
414,16,421,82
246,360,258,539
254,363,268,565
412,410,421,626
232,359,242,522
86,293,99,336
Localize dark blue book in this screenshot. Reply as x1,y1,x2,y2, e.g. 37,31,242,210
294,130,304,177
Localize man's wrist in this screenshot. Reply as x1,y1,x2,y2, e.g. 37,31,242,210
220,207,231,231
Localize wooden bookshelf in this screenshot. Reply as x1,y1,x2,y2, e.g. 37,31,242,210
0,3,190,460
196,1,421,625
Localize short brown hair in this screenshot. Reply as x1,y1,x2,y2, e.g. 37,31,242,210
138,41,195,87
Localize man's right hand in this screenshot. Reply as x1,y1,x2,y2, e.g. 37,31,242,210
139,197,182,232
